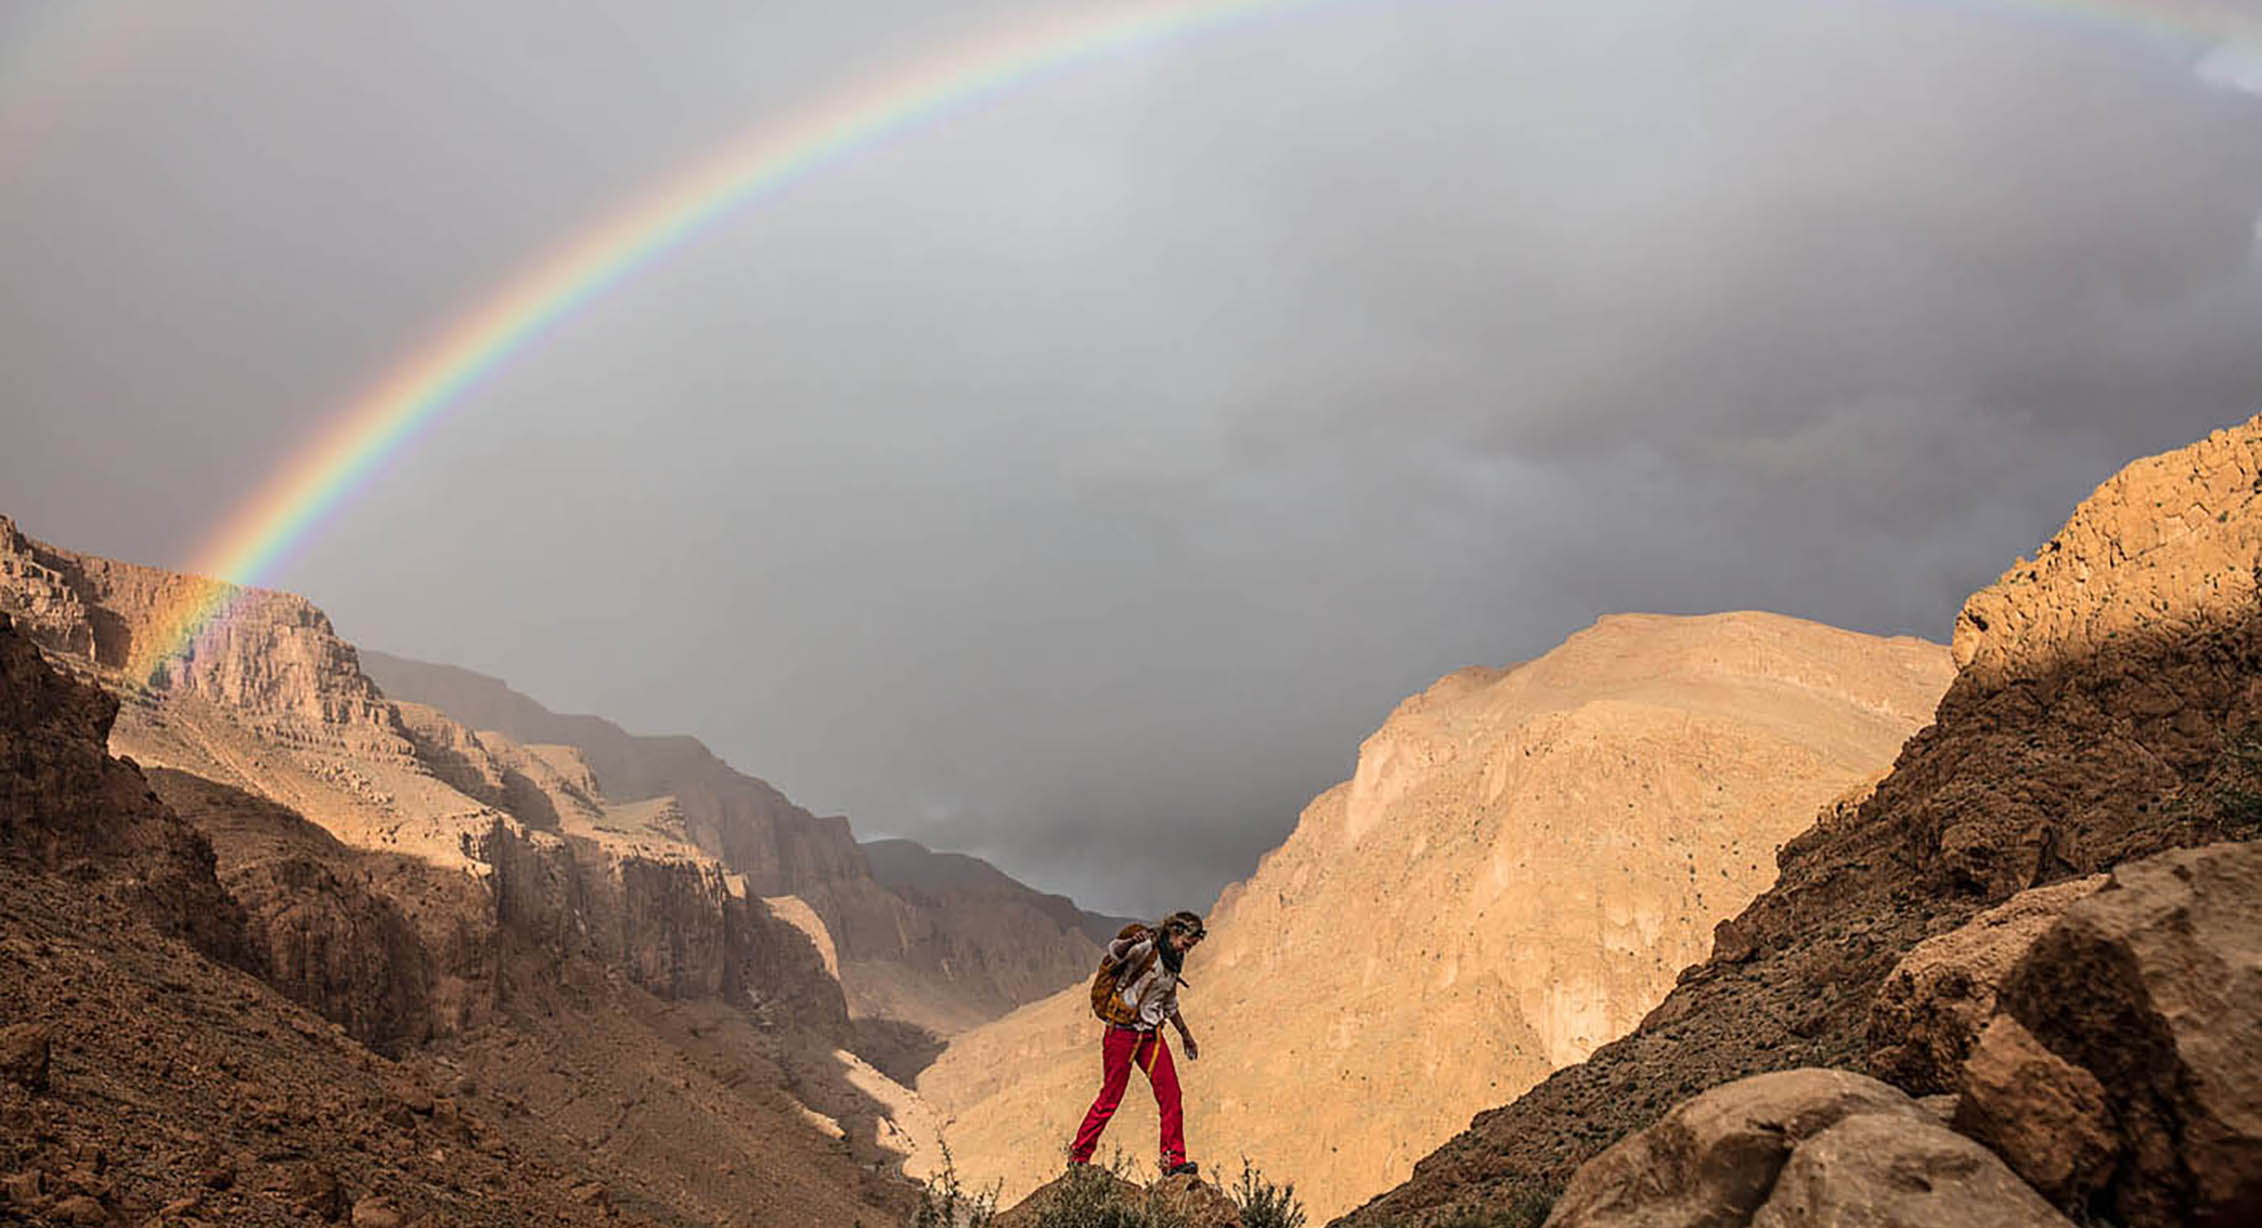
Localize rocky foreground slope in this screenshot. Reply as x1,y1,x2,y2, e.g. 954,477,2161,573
0,611,916,1226
922,610,1951,1218
0,520,929,1224
358,649,1105,1046
1343,418,2262,1226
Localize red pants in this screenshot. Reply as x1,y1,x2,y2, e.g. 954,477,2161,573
1070,1025,1185,1166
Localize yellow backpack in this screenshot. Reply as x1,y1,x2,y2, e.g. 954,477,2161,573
1088,923,1158,1026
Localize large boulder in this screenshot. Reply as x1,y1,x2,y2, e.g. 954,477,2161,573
1866,876,2105,1095
1544,1068,2067,1227
1950,1016,2115,1208
1990,840,2262,1227
1748,1112,2070,1228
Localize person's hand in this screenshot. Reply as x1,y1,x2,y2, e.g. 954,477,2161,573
1183,1036,1200,1061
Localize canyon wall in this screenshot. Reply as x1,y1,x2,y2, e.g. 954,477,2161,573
1342,416,2262,1225
0,519,941,1221
0,610,914,1225
359,649,1103,1039
922,610,1952,1218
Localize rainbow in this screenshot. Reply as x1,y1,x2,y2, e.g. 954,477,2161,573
137,0,2258,679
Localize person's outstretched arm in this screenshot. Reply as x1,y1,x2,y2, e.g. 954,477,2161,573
1171,1009,1198,1060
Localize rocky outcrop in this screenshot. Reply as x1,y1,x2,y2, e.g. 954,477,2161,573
995,1169,1242,1228
2,517,408,751
391,701,607,832
0,611,670,1225
1341,418,2262,1226
152,769,448,1055
1952,1015,2118,1209
0,521,856,1036
359,648,865,896
864,837,1135,944
927,611,1952,1219
1865,874,2106,1094
1543,1069,2070,1228
1975,840,2262,1226
0,525,932,1222
361,649,1104,1035
0,612,245,961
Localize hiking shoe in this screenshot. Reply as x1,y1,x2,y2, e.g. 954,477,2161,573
1162,1161,1198,1178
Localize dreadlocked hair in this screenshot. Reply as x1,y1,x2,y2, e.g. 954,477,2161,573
1159,911,1205,941
1155,910,1205,977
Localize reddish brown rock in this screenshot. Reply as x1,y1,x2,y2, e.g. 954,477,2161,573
48,1192,109,1225
0,1023,50,1092
1951,1016,2115,1209
1998,840,2262,1228
1866,875,2105,1095
0,600,916,1228
0,613,246,961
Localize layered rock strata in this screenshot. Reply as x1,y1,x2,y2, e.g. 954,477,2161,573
2,612,886,1225
359,650,1104,1037
0,523,926,1221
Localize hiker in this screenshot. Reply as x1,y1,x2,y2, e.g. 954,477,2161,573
1070,910,1206,1177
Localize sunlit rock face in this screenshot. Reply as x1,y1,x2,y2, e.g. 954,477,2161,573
357,649,1105,1041
923,610,1950,1219
1343,417,2262,1227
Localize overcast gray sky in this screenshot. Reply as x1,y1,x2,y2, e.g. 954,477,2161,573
4,0,2261,916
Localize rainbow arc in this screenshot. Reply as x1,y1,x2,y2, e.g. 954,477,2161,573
116,0,2258,679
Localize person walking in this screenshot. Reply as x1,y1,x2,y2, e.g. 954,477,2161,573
1070,910,1206,1177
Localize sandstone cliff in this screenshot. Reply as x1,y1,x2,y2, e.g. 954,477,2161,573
359,650,1104,1042
0,522,933,1222
1341,418,2262,1225
921,611,1952,1219
0,611,919,1225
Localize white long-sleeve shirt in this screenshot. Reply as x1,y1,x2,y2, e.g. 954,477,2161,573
1107,933,1183,1031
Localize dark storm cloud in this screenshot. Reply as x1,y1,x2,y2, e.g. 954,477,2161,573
4,0,2260,915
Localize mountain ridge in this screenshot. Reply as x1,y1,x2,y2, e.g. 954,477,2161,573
1339,416,2262,1225
922,607,1954,1218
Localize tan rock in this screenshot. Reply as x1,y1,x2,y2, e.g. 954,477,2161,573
1345,417,2262,1227
350,1194,405,1227
1866,875,2105,1094
359,649,1104,1039
1545,1068,1931,1227
1951,1016,2115,1208
928,613,1951,1218
4,1168,46,1204
1999,840,2262,1228
48,1193,108,1225
1747,1112,2073,1228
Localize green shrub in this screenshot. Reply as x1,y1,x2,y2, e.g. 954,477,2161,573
915,1144,999,1228
1231,1160,1307,1228
1030,1161,1187,1228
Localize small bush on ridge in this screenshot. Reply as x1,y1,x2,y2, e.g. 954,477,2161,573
1231,1159,1307,1228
